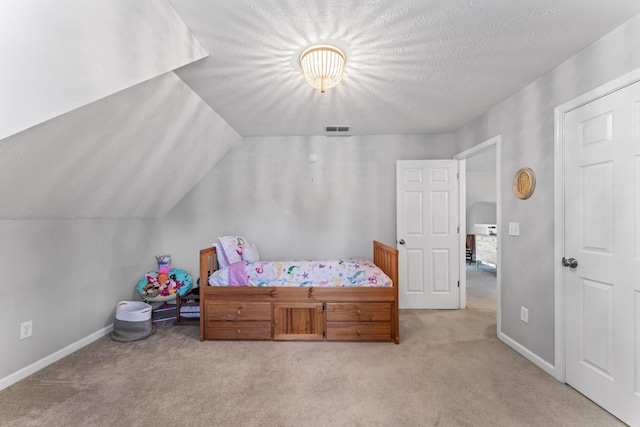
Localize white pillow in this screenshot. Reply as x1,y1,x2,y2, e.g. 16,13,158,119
218,236,247,265
213,243,229,269
242,243,260,262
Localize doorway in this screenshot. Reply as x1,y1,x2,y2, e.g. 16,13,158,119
455,136,501,326
464,147,497,309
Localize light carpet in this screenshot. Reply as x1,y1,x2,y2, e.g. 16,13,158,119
0,266,623,426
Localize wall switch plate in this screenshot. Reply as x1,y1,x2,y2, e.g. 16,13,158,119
520,307,529,323
509,222,520,236
20,320,32,340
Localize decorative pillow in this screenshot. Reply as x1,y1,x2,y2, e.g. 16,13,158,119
213,243,229,269
218,236,247,265
242,243,260,262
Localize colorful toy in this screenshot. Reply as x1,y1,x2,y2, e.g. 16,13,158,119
156,254,171,270
137,256,192,301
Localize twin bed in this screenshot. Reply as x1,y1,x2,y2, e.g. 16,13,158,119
198,240,399,344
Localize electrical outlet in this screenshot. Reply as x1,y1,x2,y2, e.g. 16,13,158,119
520,307,529,324
20,320,32,340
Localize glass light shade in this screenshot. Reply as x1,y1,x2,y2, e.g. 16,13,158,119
299,45,345,93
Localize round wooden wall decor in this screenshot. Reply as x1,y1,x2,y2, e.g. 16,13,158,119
513,167,536,200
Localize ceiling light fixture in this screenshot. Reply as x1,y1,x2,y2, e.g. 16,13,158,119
299,45,345,93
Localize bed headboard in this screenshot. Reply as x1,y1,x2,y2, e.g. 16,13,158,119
199,246,216,288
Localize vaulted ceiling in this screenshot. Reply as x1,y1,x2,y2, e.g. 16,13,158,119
1,1,640,219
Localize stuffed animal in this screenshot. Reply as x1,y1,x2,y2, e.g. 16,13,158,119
157,270,169,285
143,275,160,297
156,254,171,270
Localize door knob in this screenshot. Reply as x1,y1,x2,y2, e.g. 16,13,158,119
398,239,405,245
562,257,578,268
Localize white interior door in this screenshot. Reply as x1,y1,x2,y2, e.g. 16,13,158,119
397,160,460,309
563,80,640,426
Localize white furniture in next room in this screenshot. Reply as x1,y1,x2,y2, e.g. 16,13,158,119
475,234,497,267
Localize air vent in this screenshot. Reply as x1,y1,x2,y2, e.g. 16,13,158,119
324,125,351,135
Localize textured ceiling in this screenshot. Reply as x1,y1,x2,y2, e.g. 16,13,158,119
170,0,640,136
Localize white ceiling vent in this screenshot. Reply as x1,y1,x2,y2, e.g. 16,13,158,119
324,125,351,136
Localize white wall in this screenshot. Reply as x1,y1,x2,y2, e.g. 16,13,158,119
0,219,161,383
163,134,455,278
466,169,497,233
0,0,207,140
455,13,640,365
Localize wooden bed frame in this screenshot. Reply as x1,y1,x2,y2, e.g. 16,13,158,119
198,240,399,344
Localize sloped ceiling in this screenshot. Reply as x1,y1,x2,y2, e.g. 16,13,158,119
0,72,240,219
0,0,241,219
0,0,208,141
170,0,640,136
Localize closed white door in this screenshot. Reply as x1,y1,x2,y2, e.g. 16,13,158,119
397,160,459,309
563,80,640,426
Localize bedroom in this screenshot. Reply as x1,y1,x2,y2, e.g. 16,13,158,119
2,1,640,425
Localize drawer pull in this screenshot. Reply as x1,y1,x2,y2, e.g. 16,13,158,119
236,310,241,315
356,330,361,335
236,329,241,335
274,319,279,325
356,310,361,316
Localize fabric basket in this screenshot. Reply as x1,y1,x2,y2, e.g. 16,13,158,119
111,301,155,342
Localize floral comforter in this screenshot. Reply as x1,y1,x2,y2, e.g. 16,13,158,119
208,259,392,287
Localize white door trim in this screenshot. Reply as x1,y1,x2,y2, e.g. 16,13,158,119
454,136,501,322
553,67,640,382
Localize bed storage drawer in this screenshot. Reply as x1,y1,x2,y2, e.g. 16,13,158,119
326,322,391,341
205,321,271,340
205,302,271,321
326,302,392,341
204,301,272,340
326,303,391,322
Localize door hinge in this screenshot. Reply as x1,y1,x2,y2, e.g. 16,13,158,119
457,172,459,180
458,280,460,288
457,226,459,234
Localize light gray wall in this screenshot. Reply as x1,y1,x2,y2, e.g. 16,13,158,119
163,134,455,279
455,13,640,364
466,169,497,233
0,219,161,381
467,170,497,206
467,202,497,235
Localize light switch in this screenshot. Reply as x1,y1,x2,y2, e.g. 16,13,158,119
509,222,520,236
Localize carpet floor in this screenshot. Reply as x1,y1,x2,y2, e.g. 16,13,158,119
0,265,624,426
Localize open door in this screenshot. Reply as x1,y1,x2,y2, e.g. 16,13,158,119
396,160,460,309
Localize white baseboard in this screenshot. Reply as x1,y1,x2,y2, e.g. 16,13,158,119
499,331,557,378
0,324,114,392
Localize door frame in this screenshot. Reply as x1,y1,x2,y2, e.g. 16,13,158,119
553,67,640,382
454,135,501,322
